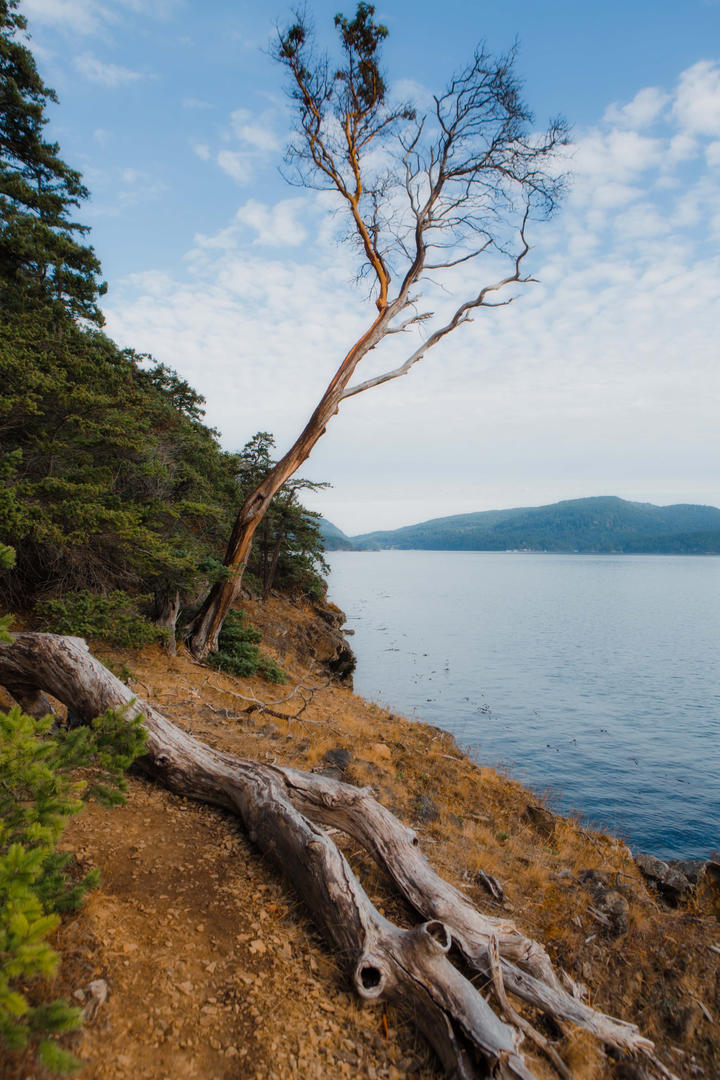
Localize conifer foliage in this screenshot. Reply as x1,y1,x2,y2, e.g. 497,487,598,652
0,705,146,1072
0,0,105,324
236,432,329,601
0,309,242,626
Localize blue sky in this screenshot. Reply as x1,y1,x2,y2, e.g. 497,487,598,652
23,0,720,532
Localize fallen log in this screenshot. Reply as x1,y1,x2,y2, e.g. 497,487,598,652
0,634,676,1079
276,765,656,1054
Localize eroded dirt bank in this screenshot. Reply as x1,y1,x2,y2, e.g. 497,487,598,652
5,595,719,1079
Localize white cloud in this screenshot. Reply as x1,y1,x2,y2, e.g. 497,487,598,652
88,165,168,216
707,140,720,165
234,199,308,247
75,53,145,87
117,167,167,206
389,77,435,113
666,132,699,163
673,59,720,136
24,0,180,35
572,130,663,187
604,86,670,128
24,0,107,34
590,181,643,210
194,107,283,187
216,149,254,185
612,202,671,241
230,109,281,153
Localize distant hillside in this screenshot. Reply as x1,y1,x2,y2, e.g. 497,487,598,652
348,497,720,554
318,518,356,551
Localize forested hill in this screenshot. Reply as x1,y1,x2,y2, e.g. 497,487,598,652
318,518,356,550
324,497,720,553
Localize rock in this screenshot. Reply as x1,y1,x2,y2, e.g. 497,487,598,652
476,868,505,902
83,979,109,1021
317,766,344,780
415,794,440,823
578,868,610,890
322,747,353,773
703,860,720,885
593,889,629,936
697,860,720,918
371,742,392,761
281,599,357,685
327,636,357,683
522,803,556,838
667,858,707,884
635,852,692,904
579,869,629,934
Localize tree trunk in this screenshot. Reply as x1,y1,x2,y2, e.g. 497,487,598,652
185,309,393,658
0,633,676,1080
154,589,181,654
263,523,285,599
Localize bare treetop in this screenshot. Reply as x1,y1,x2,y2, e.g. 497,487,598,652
275,2,569,342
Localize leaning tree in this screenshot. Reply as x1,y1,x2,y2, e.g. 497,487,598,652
186,2,569,657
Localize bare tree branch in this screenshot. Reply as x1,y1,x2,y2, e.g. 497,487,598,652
385,311,433,333
341,208,533,400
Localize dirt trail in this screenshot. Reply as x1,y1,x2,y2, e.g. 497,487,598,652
7,596,719,1079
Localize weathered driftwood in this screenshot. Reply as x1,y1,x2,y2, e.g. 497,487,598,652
0,634,675,1080
276,765,656,1053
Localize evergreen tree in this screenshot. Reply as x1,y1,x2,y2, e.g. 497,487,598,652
0,0,105,324
0,311,242,620
235,433,329,600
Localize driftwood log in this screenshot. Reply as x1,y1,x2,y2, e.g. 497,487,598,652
0,634,676,1080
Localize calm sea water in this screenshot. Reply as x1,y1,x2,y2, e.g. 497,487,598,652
326,551,720,860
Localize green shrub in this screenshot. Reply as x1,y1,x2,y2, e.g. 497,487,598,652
0,542,15,644
0,704,147,1072
207,610,286,683
35,590,164,649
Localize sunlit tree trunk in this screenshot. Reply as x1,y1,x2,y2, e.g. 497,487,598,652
185,311,390,657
